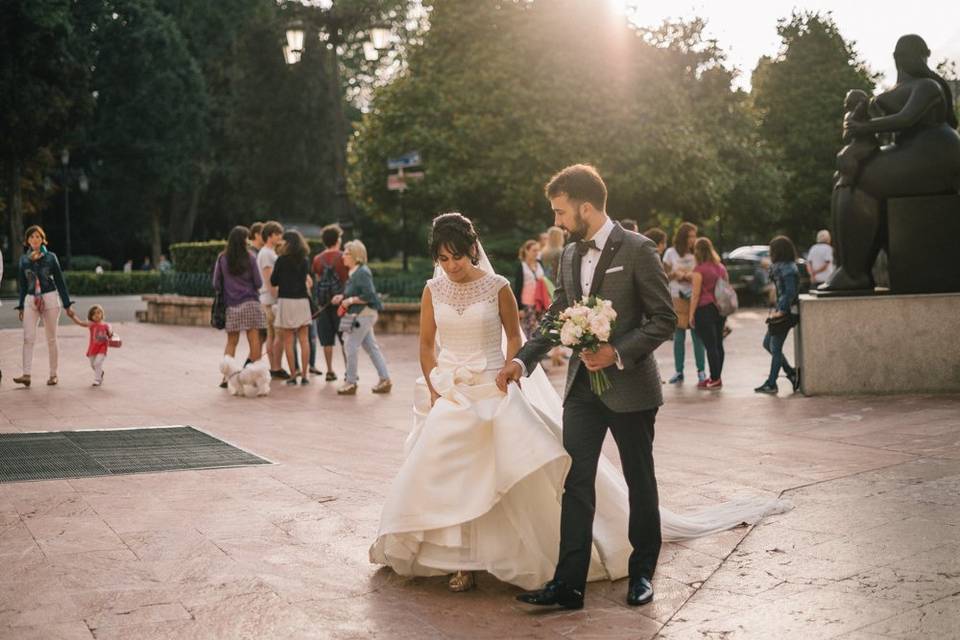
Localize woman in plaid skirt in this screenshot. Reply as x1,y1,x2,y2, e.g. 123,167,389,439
213,226,267,388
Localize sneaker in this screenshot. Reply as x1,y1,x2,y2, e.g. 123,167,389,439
325,372,337,382
787,369,801,392
754,382,778,394
706,378,723,390
697,378,710,389
668,373,684,384
372,379,392,394
271,369,291,380
697,371,707,383
337,383,358,395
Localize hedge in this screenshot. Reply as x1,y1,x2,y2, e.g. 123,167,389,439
170,239,331,274
64,272,162,295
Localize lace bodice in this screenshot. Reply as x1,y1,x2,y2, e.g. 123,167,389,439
428,272,510,372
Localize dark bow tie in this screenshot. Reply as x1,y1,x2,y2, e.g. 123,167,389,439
576,239,599,256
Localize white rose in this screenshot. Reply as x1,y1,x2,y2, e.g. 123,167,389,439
560,322,579,346
589,316,611,341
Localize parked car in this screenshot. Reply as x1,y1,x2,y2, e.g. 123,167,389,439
722,245,811,305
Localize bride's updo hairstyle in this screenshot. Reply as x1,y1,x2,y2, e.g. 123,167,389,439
430,212,481,265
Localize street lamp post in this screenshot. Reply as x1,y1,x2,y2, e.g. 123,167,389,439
283,10,392,237
60,148,73,271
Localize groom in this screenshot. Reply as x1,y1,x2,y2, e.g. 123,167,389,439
497,164,675,609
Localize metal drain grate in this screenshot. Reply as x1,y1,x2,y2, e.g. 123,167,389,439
0,426,270,483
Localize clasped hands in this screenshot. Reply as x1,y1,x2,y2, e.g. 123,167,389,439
495,343,618,393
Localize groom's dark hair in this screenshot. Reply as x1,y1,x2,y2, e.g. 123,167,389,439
545,164,607,211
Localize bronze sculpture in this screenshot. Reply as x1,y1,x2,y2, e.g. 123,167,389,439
820,34,960,294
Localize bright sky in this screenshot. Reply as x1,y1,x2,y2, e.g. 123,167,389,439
618,0,960,89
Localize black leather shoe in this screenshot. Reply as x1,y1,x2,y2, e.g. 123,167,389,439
516,580,584,610
627,577,654,606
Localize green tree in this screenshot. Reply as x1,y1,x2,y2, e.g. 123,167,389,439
750,11,876,245
0,0,93,260
350,0,784,262
89,0,208,265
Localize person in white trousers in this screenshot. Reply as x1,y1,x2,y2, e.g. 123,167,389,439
13,226,75,387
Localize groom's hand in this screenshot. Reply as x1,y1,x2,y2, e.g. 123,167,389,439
581,344,617,372
495,361,523,393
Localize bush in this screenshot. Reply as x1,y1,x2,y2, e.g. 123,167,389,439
64,271,161,295
69,255,113,271
170,241,226,274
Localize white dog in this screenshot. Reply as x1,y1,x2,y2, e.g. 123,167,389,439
219,356,271,397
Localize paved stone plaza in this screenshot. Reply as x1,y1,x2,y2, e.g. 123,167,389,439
1,310,958,639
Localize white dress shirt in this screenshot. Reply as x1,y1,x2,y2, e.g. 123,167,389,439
513,216,623,376
580,217,616,297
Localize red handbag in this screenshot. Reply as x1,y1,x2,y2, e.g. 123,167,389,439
108,335,122,348
533,278,551,313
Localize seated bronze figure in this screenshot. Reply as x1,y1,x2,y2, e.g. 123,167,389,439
822,34,960,293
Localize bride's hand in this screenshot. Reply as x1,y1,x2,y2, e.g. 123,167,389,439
495,361,522,393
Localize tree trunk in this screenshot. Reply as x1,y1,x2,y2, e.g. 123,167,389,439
151,206,162,268
8,160,24,262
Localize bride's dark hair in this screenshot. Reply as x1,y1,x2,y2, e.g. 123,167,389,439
430,212,481,265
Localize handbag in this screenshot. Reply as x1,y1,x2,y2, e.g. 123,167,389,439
210,257,226,330
108,334,122,348
765,312,795,338
533,278,551,312
673,296,690,330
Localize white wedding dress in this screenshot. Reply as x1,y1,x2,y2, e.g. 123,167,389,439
369,266,790,590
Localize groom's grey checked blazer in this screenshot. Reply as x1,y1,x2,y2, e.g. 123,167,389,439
516,224,676,413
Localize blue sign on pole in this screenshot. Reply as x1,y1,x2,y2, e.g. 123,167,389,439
387,151,422,170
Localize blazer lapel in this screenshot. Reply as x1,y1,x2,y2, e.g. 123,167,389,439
589,224,625,297
570,243,583,301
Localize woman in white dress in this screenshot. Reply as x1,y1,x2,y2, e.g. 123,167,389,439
369,213,788,592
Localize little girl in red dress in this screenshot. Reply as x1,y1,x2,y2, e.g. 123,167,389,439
68,304,114,386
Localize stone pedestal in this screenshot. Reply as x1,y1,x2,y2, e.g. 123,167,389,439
138,294,421,334
797,292,960,395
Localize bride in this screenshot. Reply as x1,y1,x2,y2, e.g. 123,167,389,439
369,212,788,592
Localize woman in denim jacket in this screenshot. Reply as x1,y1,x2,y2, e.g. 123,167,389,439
331,240,391,395
13,226,75,387
755,236,800,395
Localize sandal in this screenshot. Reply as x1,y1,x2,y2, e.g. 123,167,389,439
337,383,358,395
47,376,58,386
371,379,392,394
448,571,476,592
325,372,337,382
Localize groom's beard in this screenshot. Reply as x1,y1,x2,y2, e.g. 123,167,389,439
565,212,589,243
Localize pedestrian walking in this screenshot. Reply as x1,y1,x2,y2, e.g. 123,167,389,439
806,229,834,290
513,239,551,340
213,226,266,388
755,236,801,395
270,230,314,386
312,224,349,381
662,222,706,384
257,221,289,379
67,304,116,386
13,226,74,387
689,237,728,390
642,227,667,257
333,240,391,395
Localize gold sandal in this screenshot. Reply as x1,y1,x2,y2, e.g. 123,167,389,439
447,570,476,592
337,383,358,395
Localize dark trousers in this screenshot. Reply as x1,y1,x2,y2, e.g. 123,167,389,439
555,368,661,591
763,329,795,385
693,304,724,380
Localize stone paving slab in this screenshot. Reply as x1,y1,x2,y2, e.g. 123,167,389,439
0,310,958,639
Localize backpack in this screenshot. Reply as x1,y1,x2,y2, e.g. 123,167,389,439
315,253,344,307
714,277,739,317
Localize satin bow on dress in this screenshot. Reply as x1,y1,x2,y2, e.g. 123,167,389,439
429,349,488,406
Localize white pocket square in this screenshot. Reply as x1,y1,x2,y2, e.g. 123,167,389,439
605,266,624,274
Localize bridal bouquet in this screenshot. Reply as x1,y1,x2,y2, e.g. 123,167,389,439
540,295,617,395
